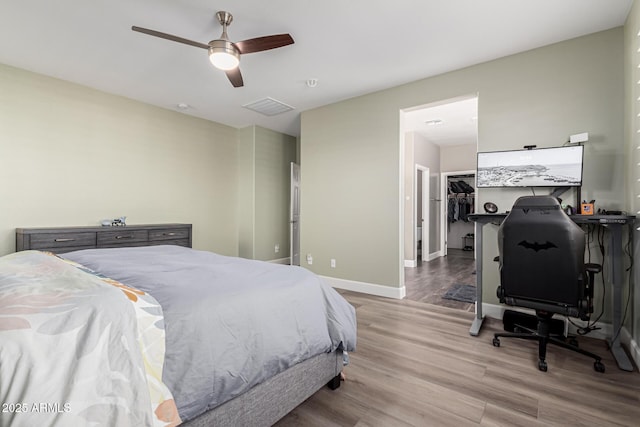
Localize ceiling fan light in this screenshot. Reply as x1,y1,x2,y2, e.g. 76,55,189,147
209,51,239,70
208,41,239,70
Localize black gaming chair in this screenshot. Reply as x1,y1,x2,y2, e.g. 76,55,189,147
492,196,605,372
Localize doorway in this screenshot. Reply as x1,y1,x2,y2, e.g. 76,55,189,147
401,95,478,309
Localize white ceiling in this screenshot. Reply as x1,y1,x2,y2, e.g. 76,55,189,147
403,97,478,147
0,1,632,137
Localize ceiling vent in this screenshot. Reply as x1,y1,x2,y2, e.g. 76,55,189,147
242,97,294,116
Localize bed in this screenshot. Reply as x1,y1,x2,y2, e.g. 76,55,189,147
2,225,357,426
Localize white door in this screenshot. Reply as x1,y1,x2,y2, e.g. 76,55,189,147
416,165,429,262
290,162,301,266
428,173,441,259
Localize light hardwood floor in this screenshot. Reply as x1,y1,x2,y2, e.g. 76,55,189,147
404,249,476,311
276,291,640,427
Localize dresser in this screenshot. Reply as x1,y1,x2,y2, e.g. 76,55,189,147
16,223,192,253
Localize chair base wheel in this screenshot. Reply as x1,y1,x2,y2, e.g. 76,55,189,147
492,337,500,347
538,360,548,372
594,361,605,373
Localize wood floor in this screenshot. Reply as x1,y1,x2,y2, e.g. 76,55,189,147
276,291,640,427
404,249,476,311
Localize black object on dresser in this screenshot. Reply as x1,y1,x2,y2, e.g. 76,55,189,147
16,224,192,253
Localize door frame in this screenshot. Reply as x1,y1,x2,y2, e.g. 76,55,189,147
440,169,476,256
289,162,300,266
415,164,429,264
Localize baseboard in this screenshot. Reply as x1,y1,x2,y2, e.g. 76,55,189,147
426,252,441,261
405,252,441,267
268,257,290,265
320,275,406,299
482,303,507,320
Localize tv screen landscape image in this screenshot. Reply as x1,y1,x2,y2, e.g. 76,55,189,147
477,145,584,188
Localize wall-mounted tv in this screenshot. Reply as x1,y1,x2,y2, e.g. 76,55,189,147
477,145,584,188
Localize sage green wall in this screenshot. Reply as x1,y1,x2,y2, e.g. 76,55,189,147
301,101,402,286
624,0,640,354
237,125,296,261
0,63,239,256
300,28,624,296
254,126,296,261
440,144,477,173
238,126,256,258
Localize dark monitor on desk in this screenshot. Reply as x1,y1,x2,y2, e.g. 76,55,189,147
477,145,584,188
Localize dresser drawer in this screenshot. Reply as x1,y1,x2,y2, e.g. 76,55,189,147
29,232,96,250
97,229,148,246
148,239,190,247
149,228,190,242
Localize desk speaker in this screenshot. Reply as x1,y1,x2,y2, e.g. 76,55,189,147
483,202,498,213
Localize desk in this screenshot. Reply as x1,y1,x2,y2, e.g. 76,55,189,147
468,213,635,372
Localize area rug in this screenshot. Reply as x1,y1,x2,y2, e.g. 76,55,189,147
442,284,476,303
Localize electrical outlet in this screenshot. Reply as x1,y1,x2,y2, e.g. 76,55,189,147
275,244,280,253
306,254,313,265
330,259,336,268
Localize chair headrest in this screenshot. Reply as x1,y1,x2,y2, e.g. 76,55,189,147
512,195,561,210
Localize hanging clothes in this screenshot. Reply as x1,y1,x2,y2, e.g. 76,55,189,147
448,197,457,223
458,196,474,222
447,194,474,223
446,175,475,241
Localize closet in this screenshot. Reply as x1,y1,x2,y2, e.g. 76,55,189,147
446,174,475,251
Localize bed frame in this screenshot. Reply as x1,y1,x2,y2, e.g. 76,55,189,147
184,351,342,426
15,224,343,426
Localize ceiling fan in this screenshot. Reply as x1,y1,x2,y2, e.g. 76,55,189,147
132,11,294,88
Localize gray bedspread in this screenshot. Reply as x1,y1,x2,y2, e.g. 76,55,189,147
63,245,356,422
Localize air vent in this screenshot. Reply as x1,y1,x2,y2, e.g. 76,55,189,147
242,97,294,116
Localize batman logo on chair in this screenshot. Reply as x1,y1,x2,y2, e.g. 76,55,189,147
517,240,557,252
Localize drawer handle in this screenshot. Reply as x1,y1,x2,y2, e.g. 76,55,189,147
163,232,176,236
115,235,133,239
54,238,75,242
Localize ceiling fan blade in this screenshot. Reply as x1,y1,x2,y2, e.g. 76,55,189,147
132,26,210,50
235,34,294,54
225,68,244,87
